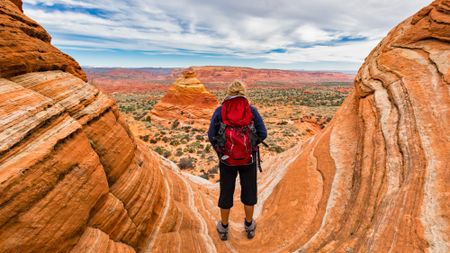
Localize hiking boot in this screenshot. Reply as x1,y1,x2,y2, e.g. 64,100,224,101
216,222,228,241
244,219,256,239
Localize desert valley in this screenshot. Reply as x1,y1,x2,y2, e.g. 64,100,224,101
0,0,449,253
86,67,353,181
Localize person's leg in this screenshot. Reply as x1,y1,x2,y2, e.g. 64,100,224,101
239,162,257,220
220,208,231,226
218,162,238,225
239,162,258,239
244,205,254,223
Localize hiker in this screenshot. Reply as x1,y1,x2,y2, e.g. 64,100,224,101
208,80,267,241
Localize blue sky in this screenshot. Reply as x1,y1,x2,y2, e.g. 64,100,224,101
23,0,432,71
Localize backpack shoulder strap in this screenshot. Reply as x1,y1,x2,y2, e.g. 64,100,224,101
213,107,227,148
214,107,226,132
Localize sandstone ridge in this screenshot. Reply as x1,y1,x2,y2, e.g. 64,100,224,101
0,2,217,252
0,0,85,81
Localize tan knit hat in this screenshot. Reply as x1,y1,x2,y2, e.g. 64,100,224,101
227,80,246,96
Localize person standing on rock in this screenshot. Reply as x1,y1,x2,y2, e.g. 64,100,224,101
208,80,267,241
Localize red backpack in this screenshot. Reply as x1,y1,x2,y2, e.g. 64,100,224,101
216,96,257,166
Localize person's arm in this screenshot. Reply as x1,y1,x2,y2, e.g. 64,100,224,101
208,106,221,145
251,106,267,141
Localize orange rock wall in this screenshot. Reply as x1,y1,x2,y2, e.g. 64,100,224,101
0,1,86,81
245,1,450,252
0,2,214,252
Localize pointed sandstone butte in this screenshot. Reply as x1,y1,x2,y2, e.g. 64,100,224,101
150,70,219,127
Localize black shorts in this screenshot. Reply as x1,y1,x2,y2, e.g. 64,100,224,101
218,161,257,209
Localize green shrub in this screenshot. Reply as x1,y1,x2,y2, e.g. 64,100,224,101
154,146,163,155
190,141,201,149
184,146,195,153
154,146,170,157
199,173,209,180
269,145,284,153
170,140,180,146
171,119,180,129
181,126,191,132
178,157,195,169
208,166,219,174
163,150,171,158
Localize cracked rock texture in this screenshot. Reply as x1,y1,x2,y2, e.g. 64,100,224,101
0,0,449,253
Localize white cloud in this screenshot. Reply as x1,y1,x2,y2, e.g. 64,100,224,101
264,39,379,64
22,0,433,69
293,25,337,43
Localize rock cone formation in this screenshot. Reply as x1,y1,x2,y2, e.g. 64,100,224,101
1,0,449,253
149,70,218,128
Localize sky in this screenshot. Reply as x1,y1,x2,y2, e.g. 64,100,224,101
23,0,432,71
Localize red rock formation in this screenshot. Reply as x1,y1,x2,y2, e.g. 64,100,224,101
0,70,192,252
216,0,449,252
85,67,172,93
87,67,354,94
8,0,22,11
1,0,449,252
170,0,450,252
0,3,215,253
0,0,85,81
174,66,354,86
149,70,219,128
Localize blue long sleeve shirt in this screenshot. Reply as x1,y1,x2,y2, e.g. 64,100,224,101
208,105,267,146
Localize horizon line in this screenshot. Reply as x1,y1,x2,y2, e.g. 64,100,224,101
82,65,358,74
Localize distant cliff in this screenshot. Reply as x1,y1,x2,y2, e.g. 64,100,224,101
85,66,354,93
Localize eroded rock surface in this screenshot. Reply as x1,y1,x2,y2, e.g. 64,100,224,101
0,2,215,252
0,0,85,81
229,1,450,252
0,69,218,252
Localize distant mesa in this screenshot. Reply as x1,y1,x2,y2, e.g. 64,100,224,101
85,66,355,94
171,66,355,86
149,70,219,128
